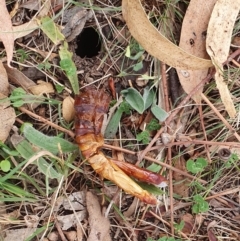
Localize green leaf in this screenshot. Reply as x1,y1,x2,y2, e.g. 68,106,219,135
121,88,145,114
0,160,11,172
174,220,185,232
186,158,207,174
12,134,62,179
192,199,209,213
125,45,131,58
59,42,79,94
136,131,150,144
151,103,169,121
0,142,19,156
133,61,143,71
39,16,65,45
21,123,78,155
142,87,155,110
104,108,123,139
136,181,164,195
146,163,162,172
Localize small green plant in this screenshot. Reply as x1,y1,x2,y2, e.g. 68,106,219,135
192,194,209,213
137,119,161,144
225,152,239,168
125,42,145,72
174,220,185,233
186,157,208,174
16,49,29,63
38,60,51,70
121,87,169,121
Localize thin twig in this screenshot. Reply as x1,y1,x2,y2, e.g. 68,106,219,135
19,106,75,138
201,93,240,142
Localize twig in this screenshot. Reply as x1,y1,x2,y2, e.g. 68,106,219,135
103,143,207,184
201,93,240,142
19,106,75,139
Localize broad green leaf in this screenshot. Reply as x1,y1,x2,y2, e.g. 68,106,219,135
12,134,62,179
105,108,123,139
142,87,154,110
21,123,78,155
121,87,144,114
59,42,79,94
39,16,65,45
133,61,143,71
151,103,169,121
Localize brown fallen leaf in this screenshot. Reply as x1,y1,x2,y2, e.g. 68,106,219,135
0,0,14,67
176,0,216,103
0,61,9,96
173,156,190,198
206,0,240,117
28,80,54,95
12,0,50,40
86,191,112,241
62,96,75,122
121,0,213,70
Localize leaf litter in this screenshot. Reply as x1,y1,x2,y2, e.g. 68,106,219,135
0,0,240,240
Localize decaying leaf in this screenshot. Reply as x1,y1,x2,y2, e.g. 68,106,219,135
62,96,75,122
0,60,15,142
28,80,54,95
86,192,112,241
0,61,9,96
122,0,213,70
173,157,190,198
206,0,240,117
12,0,50,40
62,6,92,42
0,0,14,67
176,0,216,103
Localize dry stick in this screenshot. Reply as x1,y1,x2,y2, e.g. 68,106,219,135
198,105,211,162
139,71,214,162
19,106,75,139
167,146,174,235
150,140,240,149
201,93,240,142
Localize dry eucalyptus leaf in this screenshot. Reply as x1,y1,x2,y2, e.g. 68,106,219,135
28,80,54,95
0,61,9,96
86,192,112,241
4,228,37,241
176,0,216,103
0,0,14,67
122,0,213,70
62,96,75,122
173,157,190,198
206,0,239,117
0,95,16,142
